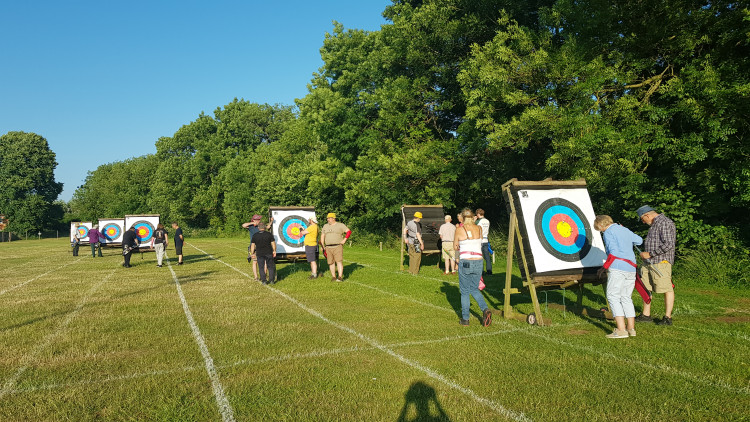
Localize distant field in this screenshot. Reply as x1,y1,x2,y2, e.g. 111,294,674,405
1,238,748,421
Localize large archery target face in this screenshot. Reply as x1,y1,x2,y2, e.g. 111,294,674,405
132,220,155,243
99,219,124,243
517,188,606,272
70,222,92,242
271,209,316,254
534,199,592,262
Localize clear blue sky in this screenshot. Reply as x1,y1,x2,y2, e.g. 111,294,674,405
0,1,390,201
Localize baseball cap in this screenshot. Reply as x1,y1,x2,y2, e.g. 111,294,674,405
414,212,423,218
636,205,655,219
252,214,262,221
327,213,336,219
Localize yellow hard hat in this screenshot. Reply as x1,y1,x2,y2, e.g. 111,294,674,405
414,212,423,218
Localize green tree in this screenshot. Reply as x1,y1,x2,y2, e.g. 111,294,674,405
0,131,63,235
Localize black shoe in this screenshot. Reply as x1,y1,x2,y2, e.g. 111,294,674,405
157,265,162,268
486,271,493,275
459,319,470,326
261,281,269,285
309,274,317,280
178,262,183,265
656,316,673,326
634,314,652,322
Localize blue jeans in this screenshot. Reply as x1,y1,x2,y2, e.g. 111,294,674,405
481,243,492,273
458,259,488,320
606,268,636,318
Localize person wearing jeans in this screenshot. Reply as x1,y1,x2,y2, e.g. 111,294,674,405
453,208,492,327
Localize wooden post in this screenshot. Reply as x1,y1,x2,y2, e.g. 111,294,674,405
379,242,383,251
400,207,406,271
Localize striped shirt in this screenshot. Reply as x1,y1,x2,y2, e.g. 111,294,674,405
643,214,676,265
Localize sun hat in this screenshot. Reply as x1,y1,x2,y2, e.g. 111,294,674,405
309,216,318,224
327,213,336,219
414,212,423,218
636,205,655,219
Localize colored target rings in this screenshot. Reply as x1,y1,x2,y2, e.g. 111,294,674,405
132,220,155,243
278,215,308,248
102,223,122,241
77,226,89,238
533,198,592,262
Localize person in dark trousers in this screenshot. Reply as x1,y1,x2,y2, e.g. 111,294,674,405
89,225,103,257
122,227,139,268
172,222,184,265
250,222,277,285
72,225,81,256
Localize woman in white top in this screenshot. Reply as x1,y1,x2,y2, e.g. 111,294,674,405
453,208,492,327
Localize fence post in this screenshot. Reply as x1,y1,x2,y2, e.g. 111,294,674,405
379,242,383,251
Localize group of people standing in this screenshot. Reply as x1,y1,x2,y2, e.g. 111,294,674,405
72,224,104,257
244,213,352,284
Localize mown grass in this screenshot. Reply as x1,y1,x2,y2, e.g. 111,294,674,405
1,238,749,421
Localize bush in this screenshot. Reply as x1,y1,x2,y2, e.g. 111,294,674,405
676,244,750,289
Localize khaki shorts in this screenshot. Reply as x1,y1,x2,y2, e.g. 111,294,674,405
442,241,455,262
640,262,673,293
325,245,343,265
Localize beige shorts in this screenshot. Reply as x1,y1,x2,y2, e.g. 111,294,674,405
640,262,673,293
442,241,455,262
325,245,344,264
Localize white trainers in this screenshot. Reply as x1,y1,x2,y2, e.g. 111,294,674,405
627,329,636,337
606,329,629,339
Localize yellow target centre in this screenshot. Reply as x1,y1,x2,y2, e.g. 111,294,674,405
138,228,147,236
291,227,300,236
556,221,573,238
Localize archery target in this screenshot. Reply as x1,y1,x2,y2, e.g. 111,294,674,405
125,215,160,247
270,208,316,254
132,221,155,243
98,218,124,244
70,222,92,243
517,188,606,272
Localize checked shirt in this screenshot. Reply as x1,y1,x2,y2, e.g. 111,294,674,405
643,214,676,265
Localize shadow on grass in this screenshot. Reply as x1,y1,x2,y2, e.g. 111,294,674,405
1,309,73,332
439,282,462,318
397,381,452,422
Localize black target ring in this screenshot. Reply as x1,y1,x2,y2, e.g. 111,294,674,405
277,215,308,248
533,198,592,262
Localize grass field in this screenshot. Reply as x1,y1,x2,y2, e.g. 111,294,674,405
1,238,749,421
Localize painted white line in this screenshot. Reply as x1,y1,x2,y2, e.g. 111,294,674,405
521,330,750,395
166,254,236,422
0,258,82,296
189,243,531,422
0,269,115,398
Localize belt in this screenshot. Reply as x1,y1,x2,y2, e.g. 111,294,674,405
325,244,341,247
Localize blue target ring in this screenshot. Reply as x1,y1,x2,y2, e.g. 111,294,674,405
278,215,308,248
102,223,122,241
534,198,592,262
132,221,155,243
77,226,89,238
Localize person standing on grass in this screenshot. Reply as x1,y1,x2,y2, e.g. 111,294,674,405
474,209,492,275
403,212,425,275
299,215,320,279
250,222,277,285
453,208,492,327
153,223,169,268
172,222,184,265
122,227,139,268
439,215,457,275
243,214,273,280
89,225,103,257
72,225,81,256
321,213,351,282
635,205,677,326
594,215,643,339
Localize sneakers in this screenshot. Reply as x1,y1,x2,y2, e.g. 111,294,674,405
606,329,629,339
309,274,317,280
482,309,492,327
627,329,637,337
634,314,652,322
331,276,337,282
656,316,673,326
336,276,344,282
459,319,469,326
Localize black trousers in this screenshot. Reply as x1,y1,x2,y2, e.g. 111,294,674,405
123,250,133,267
257,254,276,283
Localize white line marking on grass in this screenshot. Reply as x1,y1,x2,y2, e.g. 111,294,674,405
520,330,750,396
0,269,114,398
0,258,82,296
189,243,531,422
166,255,236,422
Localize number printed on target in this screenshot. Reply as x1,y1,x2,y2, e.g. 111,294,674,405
533,198,593,262
277,215,308,248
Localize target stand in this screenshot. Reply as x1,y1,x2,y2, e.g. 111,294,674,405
501,179,610,326
399,205,444,271
269,206,316,263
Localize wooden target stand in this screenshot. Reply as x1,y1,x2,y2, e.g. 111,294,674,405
399,205,444,271
501,179,611,326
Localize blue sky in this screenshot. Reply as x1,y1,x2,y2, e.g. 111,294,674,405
0,1,390,201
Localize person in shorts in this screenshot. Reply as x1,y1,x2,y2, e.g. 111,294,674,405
300,215,319,279
172,222,184,265
320,213,351,282
635,205,676,326
438,215,456,275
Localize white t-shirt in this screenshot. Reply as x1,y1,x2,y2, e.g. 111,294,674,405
476,217,490,244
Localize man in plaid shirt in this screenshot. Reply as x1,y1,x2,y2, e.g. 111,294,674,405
635,205,676,325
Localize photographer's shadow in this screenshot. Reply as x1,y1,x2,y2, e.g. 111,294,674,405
397,381,451,422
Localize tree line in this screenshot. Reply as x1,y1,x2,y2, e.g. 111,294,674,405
5,0,749,252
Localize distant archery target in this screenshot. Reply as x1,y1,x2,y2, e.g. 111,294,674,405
132,220,155,243
277,215,308,248
534,198,592,262
102,223,122,241
77,226,89,238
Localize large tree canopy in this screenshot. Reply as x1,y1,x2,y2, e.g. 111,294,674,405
0,131,63,234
